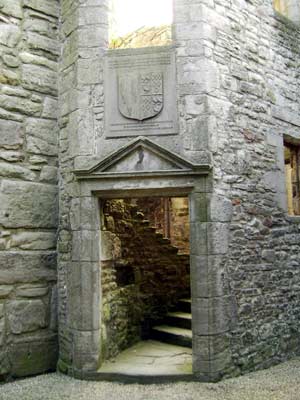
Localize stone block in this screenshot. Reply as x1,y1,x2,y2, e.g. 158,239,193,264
22,64,57,96
192,297,230,335
190,222,208,256
0,0,22,18
0,162,36,181
209,194,233,222
190,193,208,223
191,255,228,298
0,24,21,48
40,166,58,184
68,262,100,331
26,32,59,57
26,118,58,156
7,300,47,334
193,333,230,361
72,329,100,371
207,223,229,255
42,97,58,119
0,120,23,148
9,339,58,378
0,285,13,298
0,252,56,285
0,180,58,228
70,197,99,231
16,284,49,298
23,0,59,18
100,231,121,261
72,230,99,262
0,94,42,116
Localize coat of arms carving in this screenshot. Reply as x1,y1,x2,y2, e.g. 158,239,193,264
118,72,164,121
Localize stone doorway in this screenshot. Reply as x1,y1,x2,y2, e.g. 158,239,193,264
99,196,192,375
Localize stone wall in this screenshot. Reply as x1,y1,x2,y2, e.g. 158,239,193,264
56,0,300,381
181,0,300,376
101,199,190,359
137,197,190,254
0,0,59,380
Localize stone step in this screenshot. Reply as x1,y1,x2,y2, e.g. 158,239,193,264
151,325,192,348
177,299,191,313
165,311,192,330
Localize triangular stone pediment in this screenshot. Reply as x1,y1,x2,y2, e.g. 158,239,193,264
75,137,210,179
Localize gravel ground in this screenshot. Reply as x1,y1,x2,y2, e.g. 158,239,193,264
1,358,300,400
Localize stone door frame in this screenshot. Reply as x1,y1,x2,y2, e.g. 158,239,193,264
68,170,230,381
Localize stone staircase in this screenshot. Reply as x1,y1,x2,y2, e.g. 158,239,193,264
150,298,192,348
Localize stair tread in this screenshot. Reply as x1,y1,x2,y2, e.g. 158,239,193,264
179,299,191,303
167,311,192,320
152,325,192,338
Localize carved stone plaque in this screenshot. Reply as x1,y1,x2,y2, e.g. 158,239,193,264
105,47,178,138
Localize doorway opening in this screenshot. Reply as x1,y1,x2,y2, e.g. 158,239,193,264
99,195,192,375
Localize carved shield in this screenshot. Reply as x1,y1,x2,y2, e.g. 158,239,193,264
118,72,163,121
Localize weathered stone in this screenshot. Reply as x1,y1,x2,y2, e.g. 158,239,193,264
0,24,21,47
0,0,22,18
0,162,36,181
7,300,47,334
26,33,59,57
16,284,49,298
0,252,56,285
10,339,58,378
10,232,56,250
40,166,58,184
42,97,58,119
0,120,23,148
22,65,57,96
0,180,58,228
23,0,59,18
0,95,42,116
26,118,58,156
0,285,13,298
20,52,58,71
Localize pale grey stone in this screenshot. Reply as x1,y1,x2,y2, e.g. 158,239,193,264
0,95,42,116
0,24,21,47
10,232,56,250
3,54,20,68
0,180,58,228
23,0,59,17
40,166,58,184
0,150,23,162
0,120,23,148
0,0,22,18
16,284,49,298
7,300,47,334
26,118,58,156
0,285,13,298
0,252,56,285
26,33,59,57
20,52,58,71
0,162,36,181
42,97,58,119
22,65,57,96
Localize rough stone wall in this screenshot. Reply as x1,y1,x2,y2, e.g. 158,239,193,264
0,0,59,380
137,197,190,254
101,199,190,359
57,0,300,380
183,0,300,375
